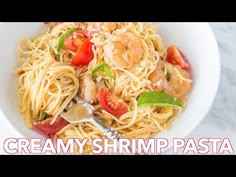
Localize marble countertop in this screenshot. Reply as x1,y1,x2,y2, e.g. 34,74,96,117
165,23,236,154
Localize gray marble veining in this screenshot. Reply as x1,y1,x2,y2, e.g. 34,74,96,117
200,23,236,130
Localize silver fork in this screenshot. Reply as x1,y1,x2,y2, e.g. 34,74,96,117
60,96,139,154
60,95,122,139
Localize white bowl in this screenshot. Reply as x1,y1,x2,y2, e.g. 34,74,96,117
0,23,220,153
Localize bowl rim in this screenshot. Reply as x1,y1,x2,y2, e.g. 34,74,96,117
179,23,221,138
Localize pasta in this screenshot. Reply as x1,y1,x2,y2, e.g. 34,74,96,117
16,22,192,154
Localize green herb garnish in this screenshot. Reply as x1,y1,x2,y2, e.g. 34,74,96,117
137,91,182,108
40,112,48,121
56,26,78,54
166,72,171,81
91,62,115,79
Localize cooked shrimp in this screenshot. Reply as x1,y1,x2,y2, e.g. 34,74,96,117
104,32,144,69
79,74,97,104
149,60,191,98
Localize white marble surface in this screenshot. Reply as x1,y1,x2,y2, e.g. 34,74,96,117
165,23,236,154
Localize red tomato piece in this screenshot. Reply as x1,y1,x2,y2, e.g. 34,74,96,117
71,39,94,67
99,88,128,117
32,117,69,137
64,30,94,67
166,45,190,70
